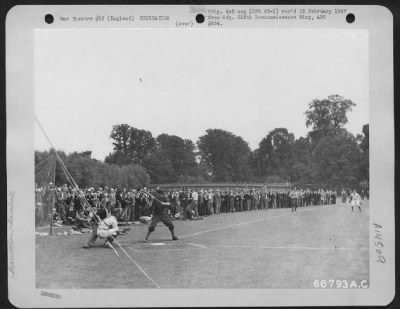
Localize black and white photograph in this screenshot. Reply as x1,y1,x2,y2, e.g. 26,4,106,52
7,5,394,307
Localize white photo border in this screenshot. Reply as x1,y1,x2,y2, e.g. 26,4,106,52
6,4,394,307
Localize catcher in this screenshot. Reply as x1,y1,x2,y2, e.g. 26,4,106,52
83,208,129,249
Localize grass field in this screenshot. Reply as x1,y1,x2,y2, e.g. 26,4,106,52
36,201,369,289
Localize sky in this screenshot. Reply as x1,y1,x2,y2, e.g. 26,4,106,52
34,28,369,160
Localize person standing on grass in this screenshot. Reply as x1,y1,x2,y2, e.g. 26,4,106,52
289,188,297,212
35,186,44,226
221,190,227,213
242,190,249,211
144,188,179,242
226,190,233,212
119,188,129,222
214,189,221,214
191,189,199,218
267,190,273,209
341,189,347,203
170,191,179,218
186,188,193,218
260,189,266,210
122,191,133,223
240,190,245,211
178,189,187,219
108,188,116,210
277,192,281,208
349,190,362,212
202,189,209,215
234,191,241,212
208,189,215,214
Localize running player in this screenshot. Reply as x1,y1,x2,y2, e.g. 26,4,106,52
349,190,362,212
144,188,179,242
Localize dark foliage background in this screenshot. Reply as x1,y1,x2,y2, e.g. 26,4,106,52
35,95,369,190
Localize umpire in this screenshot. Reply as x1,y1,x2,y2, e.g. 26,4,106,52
144,188,179,242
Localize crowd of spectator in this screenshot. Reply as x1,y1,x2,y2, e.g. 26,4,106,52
34,183,367,230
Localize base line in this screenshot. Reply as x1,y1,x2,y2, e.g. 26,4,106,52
187,243,207,249
115,241,161,288
215,244,369,251
181,206,327,239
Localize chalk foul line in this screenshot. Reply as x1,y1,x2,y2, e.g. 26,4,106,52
187,243,207,249
214,244,368,251
114,241,160,288
180,206,328,239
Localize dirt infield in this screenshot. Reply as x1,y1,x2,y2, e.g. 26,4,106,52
36,202,369,288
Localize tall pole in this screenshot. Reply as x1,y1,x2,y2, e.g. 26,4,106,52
50,152,56,236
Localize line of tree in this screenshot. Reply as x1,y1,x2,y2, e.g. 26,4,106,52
35,95,369,190
35,150,150,188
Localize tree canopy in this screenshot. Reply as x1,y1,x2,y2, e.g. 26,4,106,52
35,150,150,189
105,125,156,165
305,95,356,141
36,94,369,190
197,129,252,182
